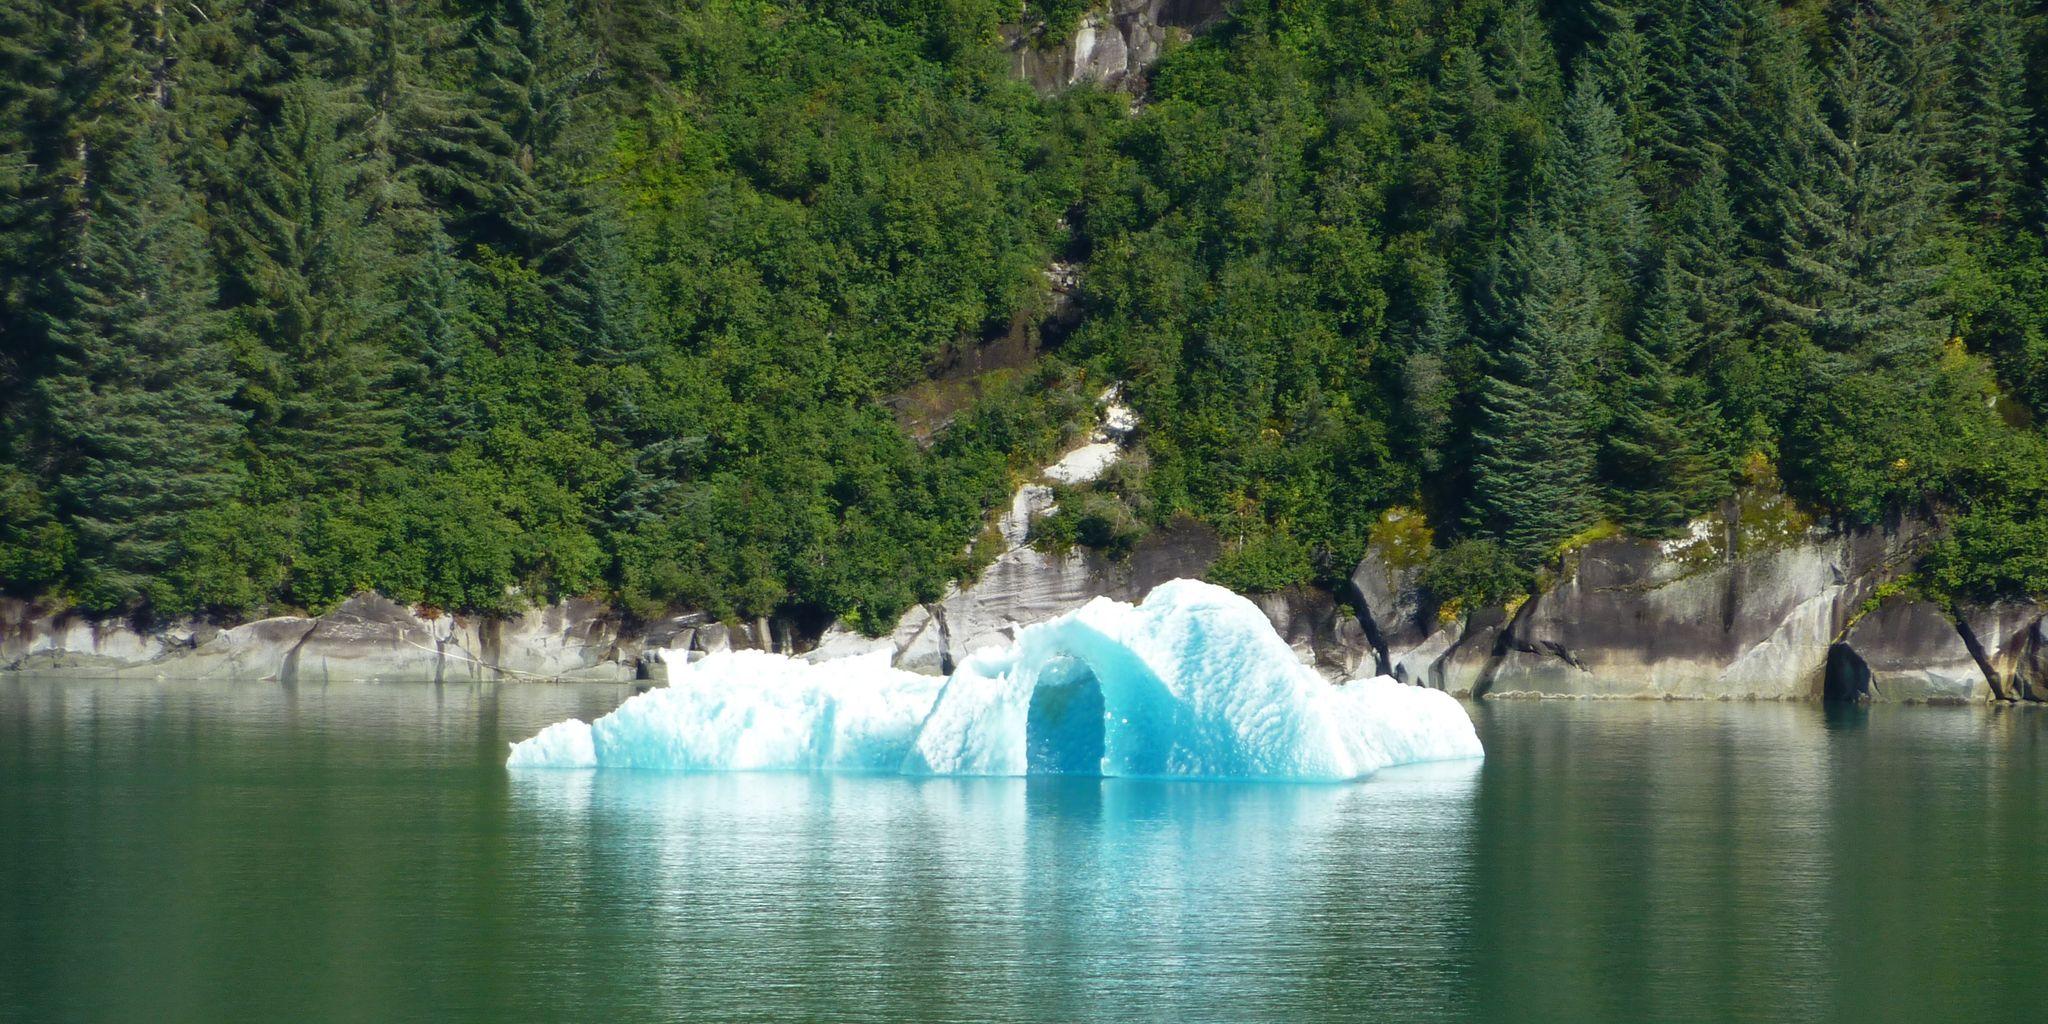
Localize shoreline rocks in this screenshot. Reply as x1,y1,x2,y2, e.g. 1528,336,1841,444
6,485,2044,702
1351,492,2045,705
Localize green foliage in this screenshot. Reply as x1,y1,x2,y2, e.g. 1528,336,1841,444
6,0,2048,624
1206,533,1314,594
1418,538,1528,611
1602,254,1733,533
38,123,244,611
1468,221,1602,561
0,467,69,595
1036,487,1146,559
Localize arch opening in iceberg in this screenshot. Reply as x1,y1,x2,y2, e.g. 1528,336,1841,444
1024,656,1106,775
509,579,1484,781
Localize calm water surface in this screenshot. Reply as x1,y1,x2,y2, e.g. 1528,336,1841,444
1,677,2041,1023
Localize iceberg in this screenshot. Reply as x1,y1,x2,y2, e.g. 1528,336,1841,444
508,580,1482,780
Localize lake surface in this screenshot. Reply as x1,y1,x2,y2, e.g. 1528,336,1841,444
1,678,2041,1024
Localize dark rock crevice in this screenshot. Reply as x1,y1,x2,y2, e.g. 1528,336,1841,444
275,621,320,687
1824,642,1873,702
1469,594,1544,700
1952,615,2006,701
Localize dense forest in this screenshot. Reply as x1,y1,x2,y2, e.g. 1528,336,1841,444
2,0,2046,633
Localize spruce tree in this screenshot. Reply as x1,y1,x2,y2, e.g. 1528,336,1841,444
37,123,241,609
1485,0,1565,195
1950,0,2031,227
1544,73,1646,313
1667,158,1745,356
1602,254,1727,529
444,0,643,361
1639,0,1744,198
1664,158,1770,444
1,0,156,437
1763,0,1941,369
1403,276,1462,475
1726,0,1817,247
1882,0,1953,160
219,81,400,486
1469,220,1601,561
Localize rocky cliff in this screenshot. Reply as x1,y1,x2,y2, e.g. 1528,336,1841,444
808,389,1376,679
6,478,2042,701
1354,491,2046,704
2,592,641,683
1005,0,1231,93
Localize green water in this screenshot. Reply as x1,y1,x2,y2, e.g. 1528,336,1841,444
1,678,2041,1024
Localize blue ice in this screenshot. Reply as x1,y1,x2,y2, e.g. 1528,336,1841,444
508,579,1483,780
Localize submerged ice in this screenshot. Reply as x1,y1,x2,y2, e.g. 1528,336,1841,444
508,579,1482,780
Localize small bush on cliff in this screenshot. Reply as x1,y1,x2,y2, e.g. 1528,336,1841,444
1036,489,1147,559
1419,540,1528,613
1206,533,1314,594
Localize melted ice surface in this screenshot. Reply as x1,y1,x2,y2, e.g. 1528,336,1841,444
508,580,1482,780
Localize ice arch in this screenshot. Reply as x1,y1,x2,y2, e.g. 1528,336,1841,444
509,580,1483,781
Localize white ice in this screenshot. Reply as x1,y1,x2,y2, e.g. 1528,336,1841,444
508,580,1483,780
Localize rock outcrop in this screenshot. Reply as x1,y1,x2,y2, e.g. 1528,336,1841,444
1005,0,1230,93
1954,603,2048,702
1,593,641,683
1827,599,1991,704
1349,509,1437,678
1356,489,2044,703
10,475,2043,701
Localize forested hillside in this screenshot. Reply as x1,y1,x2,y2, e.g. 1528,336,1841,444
3,0,2046,632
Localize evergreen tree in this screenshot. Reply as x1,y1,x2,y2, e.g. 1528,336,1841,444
1950,0,2032,226
1543,73,1647,311
443,0,596,262
1,0,157,437
36,123,241,609
1484,0,1565,198
1664,158,1772,445
1725,0,1816,246
1403,275,1462,475
1882,0,1953,159
444,0,643,361
1580,4,1652,172
1469,220,1601,560
219,82,400,486
1639,0,1743,198
1602,254,1727,529
1763,0,1941,368
1666,158,1745,356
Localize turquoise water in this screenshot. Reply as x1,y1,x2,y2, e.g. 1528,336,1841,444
1,677,2041,1023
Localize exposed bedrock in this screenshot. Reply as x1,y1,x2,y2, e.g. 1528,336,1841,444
1005,0,1231,94
1,592,643,683
1826,599,1991,704
1353,492,2044,703
8,480,2045,700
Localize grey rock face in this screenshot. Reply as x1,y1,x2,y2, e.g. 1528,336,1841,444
921,517,1224,672
1955,603,2048,702
1481,529,1880,699
282,593,464,683
1349,519,1436,677
1412,606,1514,698
4,605,156,676
1006,0,1230,93
467,597,633,681
1384,495,2025,702
1828,599,1992,703
2,592,637,683
1251,585,1375,680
